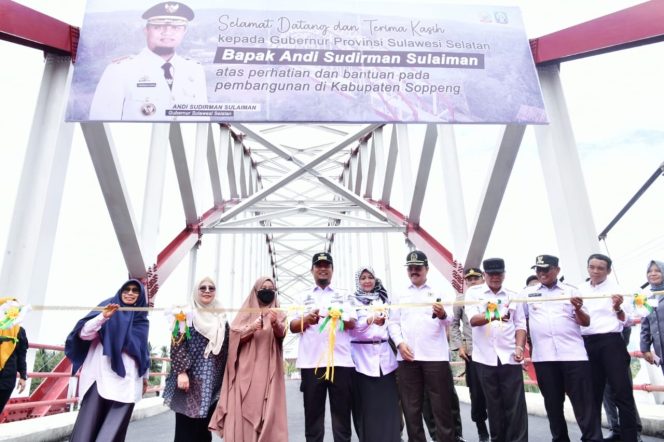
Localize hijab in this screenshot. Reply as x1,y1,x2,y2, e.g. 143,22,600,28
192,277,227,357
210,276,288,440
0,297,21,371
65,279,150,378
648,260,664,293
353,266,389,305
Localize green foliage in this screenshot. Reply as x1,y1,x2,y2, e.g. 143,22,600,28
30,349,65,395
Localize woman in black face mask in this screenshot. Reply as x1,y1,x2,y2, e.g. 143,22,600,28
209,277,288,441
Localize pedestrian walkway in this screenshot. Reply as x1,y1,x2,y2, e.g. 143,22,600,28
2,381,664,441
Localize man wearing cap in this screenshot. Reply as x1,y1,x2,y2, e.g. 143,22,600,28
524,255,602,442
289,252,357,442
89,2,207,121
450,267,489,442
388,250,456,442
467,258,528,442
579,253,640,442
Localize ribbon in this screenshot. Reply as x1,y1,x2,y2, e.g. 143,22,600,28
633,294,654,317
484,299,502,322
166,306,193,344
317,307,343,382
0,301,29,330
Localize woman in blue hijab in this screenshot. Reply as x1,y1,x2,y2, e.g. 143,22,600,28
65,279,150,442
640,260,664,374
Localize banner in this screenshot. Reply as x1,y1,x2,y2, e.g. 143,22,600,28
66,1,547,124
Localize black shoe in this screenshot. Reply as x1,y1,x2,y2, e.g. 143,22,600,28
478,435,489,442
455,438,467,442
602,431,621,441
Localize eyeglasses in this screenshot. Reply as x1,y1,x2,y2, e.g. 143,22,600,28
199,285,216,292
123,286,141,294
535,267,552,274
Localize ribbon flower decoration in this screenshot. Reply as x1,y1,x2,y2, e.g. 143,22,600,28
633,294,654,317
0,300,29,330
484,298,503,323
318,307,344,382
165,306,193,343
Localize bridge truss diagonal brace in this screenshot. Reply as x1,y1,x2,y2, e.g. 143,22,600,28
234,123,391,225
218,124,381,223
375,203,462,293
534,64,600,283
80,122,147,278
463,124,526,268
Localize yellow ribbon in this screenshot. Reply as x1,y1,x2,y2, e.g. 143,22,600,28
315,307,343,383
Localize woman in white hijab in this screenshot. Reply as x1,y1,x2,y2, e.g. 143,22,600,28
163,277,229,442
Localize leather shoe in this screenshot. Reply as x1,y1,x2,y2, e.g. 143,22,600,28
602,431,621,441
478,435,489,442
455,438,467,442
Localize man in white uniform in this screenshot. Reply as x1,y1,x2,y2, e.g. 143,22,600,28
289,252,357,442
524,254,602,442
467,258,527,442
388,250,456,442
89,2,207,121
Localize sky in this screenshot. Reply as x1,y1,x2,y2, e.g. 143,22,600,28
1,0,663,351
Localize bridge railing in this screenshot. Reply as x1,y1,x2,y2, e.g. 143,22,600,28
0,343,170,424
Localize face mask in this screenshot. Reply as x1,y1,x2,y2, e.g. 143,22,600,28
257,288,275,305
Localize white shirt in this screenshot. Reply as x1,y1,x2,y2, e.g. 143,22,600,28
466,284,527,366
388,282,452,362
580,278,631,335
350,300,398,377
89,48,207,121
523,281,589,362
293,285,357,369
78,314,145,404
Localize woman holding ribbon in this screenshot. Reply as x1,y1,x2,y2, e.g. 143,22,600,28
163,276,229,442
65,279,150,442
209,276,288,442
350,266,401,442
640,260,664,373
0,297,28,414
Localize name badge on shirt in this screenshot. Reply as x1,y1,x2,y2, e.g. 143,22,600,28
137,76,157,88
528,292,542,298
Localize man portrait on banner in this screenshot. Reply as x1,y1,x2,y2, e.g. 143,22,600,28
89,2,208,121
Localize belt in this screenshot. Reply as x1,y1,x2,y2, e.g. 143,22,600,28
351,339,388,345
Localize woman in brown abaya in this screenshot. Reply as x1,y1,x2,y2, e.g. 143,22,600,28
209,276,288,441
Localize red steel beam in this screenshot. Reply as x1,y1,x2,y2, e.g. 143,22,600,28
370,200,465,293
530,0,664,65
0,0,79,58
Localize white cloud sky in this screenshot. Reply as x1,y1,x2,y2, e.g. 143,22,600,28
1,0,663,348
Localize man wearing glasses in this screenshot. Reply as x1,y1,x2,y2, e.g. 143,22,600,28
524,255,602,442
89,2,207,120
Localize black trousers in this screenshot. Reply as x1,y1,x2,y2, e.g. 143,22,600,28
0,387,13,414
475,361,528,442
301,367,354,442
69,382,135,442
465,356,488,424
584,333,639,442
422,366,463,440
397,361,455,442
351,370,401,442
534,361,602,442
174,400,217,442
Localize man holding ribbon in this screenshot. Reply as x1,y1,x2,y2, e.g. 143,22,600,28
388,250,456,442
580,253,640,442
524,254,602,442
89,2,207,121
289,252,357,442
467,258,528,442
